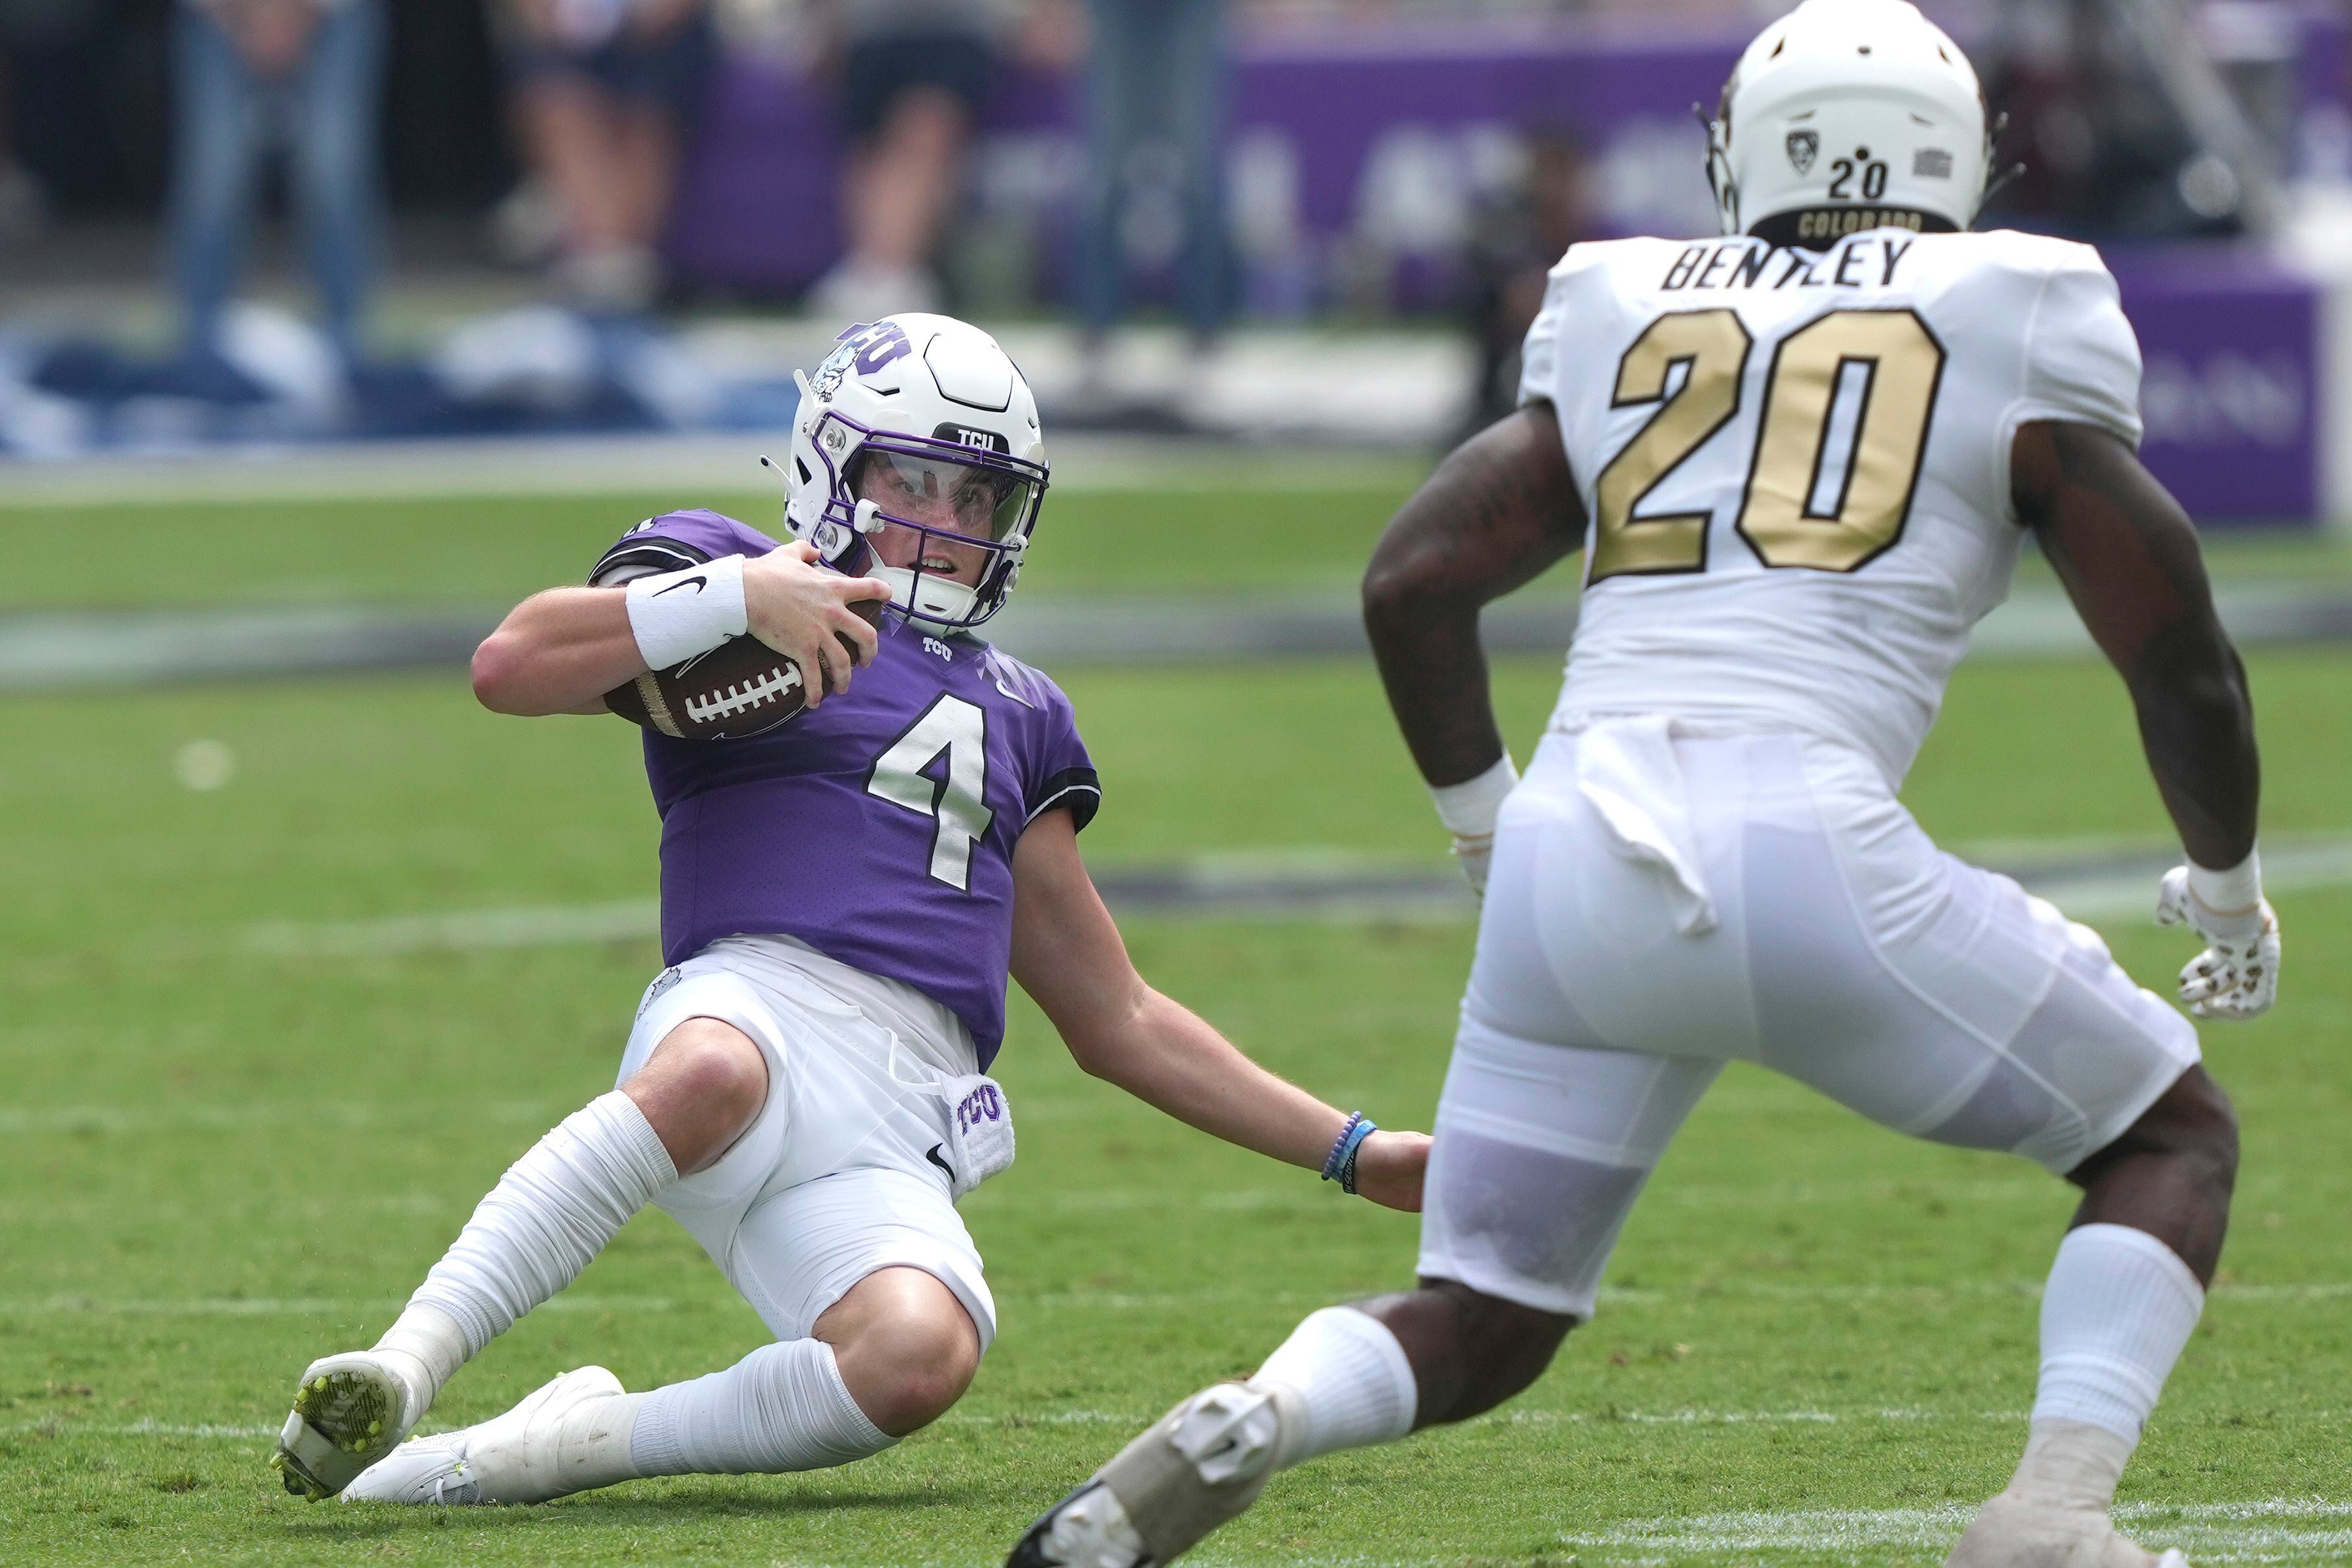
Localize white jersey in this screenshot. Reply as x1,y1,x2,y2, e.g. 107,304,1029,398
1520,227,2142,785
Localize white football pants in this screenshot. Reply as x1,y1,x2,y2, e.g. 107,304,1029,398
1418,724,2198,1320
618,943,998,1350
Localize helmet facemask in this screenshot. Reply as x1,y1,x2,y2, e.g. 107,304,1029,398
813,412,1046,633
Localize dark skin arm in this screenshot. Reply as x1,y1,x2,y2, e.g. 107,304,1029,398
1361,405,1587,787
2011,420,2259,868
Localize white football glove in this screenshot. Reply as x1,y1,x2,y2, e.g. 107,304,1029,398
2155,866,2280,1020
1430,755,1518,902
1449,829,1495,898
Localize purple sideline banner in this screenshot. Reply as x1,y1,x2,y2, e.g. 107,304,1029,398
668,18,2332,524
2109,248,2320,525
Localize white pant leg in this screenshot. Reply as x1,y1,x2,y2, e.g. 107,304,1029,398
728,1167,996,1352
1417,1019,1720,1320
1423,727,2200,1316
1742,732,2199,1173
615,955,994,1352
1469,730,2197,1169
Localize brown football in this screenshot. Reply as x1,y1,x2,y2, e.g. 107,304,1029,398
604,598,886,740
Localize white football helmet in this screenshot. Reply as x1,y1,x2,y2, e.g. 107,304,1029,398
1704,0,1994,243
782,312,1048,633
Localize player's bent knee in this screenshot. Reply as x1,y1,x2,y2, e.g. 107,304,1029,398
2078,1066,2240,1193
817,1267,983,1437
625,1018,770,1175
2160,1068,2240,1186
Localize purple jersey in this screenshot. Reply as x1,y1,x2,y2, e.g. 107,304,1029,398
592,510,1100,1068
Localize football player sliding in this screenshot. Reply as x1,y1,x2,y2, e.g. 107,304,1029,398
269,313,1429,1506
1009,4,2274,1567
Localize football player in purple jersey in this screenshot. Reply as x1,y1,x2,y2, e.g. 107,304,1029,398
270,314,1431,1509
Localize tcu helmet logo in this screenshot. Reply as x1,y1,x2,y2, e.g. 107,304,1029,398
955,1082,1004,1134
808,321,915,402
1786,130,1820,175
933,421,1009,455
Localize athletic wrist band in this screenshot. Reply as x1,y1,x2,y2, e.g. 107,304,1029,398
2186,847,2262,917
1430,755,1519,840
1321,1112,1378,1196
625,553,747,672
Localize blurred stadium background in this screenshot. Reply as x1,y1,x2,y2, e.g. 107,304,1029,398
5,1,2352,1564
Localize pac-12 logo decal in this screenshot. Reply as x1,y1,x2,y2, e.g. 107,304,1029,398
1786,130,1820,175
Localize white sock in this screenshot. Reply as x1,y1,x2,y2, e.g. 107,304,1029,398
404,1092,678,1375
370,1303,468,1418
1245,1307,1418,1469
2001,1418,2138,1514
548,1388,654,1495
628,1339,896,1477
2031,1223,2205,1446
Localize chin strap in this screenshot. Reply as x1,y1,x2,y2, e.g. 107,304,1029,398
1694,101,1739,235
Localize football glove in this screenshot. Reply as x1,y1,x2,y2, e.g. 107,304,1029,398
1429,755,1518,901
1448,828,1496,898
2155,865,2279,1021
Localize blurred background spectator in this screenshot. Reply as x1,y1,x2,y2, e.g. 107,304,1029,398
1456,124,1606,440
497,0,713,313
1980,0,2287,239
808,0,1034,322
171,0,387,367
1,0,2346,526
1077,0,1230,394
0,0,75,246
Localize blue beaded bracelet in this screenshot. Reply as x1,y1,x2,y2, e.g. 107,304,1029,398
1320,1112,1378,1196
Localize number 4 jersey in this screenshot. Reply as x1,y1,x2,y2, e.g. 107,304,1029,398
1521,227,2142,785
590,510,1101,1070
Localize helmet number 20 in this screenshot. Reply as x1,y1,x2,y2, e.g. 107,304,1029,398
866,694,994,891
1826,159,1890,201
1590,306,1946,583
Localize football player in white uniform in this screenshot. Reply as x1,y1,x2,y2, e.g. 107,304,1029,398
1007,4,2276,1566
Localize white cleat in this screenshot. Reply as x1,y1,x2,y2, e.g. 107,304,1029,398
342,1366,628,1506
1005,1383,1292,1567
1946,1494,2191,1567
272,1351,425,1501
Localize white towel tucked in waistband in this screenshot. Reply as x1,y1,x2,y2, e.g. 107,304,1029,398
1573,715,1718,936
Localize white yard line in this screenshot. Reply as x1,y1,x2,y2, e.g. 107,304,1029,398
0,1099,563,1134
240,900,659,957
1,1294,681,1317
1560,1501,2352,1564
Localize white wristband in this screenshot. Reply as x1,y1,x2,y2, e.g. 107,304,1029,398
2186,847,2262,917
1429,755,1519,840
625,553,747,671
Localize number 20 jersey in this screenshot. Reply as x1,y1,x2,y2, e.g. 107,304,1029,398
590,510,1101,1070
1521,227,2143,785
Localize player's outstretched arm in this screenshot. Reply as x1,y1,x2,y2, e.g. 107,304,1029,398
2014,419,2277,1019
471,542,887,717
1007,811,1429,1211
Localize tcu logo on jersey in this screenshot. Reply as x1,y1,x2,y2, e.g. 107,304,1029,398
923,636,954,662
955,1081,1004,1134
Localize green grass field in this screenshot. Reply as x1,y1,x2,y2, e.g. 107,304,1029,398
2,487,2348,1566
